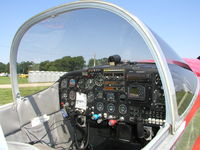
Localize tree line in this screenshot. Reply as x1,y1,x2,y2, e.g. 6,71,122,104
0,56,108,74
0,62,9,73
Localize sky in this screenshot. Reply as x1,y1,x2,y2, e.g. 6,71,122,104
0,0,200,63
17,8,153,63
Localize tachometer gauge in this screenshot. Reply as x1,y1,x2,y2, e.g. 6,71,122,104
87,91,94,103
61,79,68,88
119,104,127,114
94,74,104,86
107,103,115,113
77,79,85,89
85,79,95,90
69,90,76,100
96,102,104,111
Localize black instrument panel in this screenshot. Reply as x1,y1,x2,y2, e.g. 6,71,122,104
59,63,165,127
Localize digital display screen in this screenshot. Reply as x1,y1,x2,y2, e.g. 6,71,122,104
128,85,145,100
129,87,139,97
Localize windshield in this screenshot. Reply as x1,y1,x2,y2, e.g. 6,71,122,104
17,8,154,96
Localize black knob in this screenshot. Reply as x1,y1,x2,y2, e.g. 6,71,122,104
120,94,126,101
108,55,121,65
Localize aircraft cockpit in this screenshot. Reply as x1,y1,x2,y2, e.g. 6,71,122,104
0,1,198,150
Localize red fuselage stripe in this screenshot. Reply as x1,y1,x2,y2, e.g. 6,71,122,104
185,92,200,126
192,135,200,150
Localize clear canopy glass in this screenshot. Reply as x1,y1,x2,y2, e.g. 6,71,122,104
153,33,198,115
17,8,154,96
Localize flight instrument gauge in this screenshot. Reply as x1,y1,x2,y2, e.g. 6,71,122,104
69,90,76,100
94,74,104,86
107,103,115,113
77,79,85,89
85,79,95,90
87,91,94,103
69,79,76,87
119,104,127,114
96,102,104,112
61,79,68,88
61,92,68,100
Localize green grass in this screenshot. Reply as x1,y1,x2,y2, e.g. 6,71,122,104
0,86,48,105
175,108,200,150
176,91,194,115
0,88,13,105
0,76,28,84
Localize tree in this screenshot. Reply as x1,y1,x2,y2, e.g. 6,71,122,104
30,63,40,71
39,56,85,72
0,62,6,72
39,61,50,71
98,58,108,66
69,56,85,71
18,61,33,74
88,58,95,67
88,57,108,67
6,63,10,73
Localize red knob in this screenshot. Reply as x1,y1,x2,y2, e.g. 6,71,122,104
60,102,65,107
108,120,117,126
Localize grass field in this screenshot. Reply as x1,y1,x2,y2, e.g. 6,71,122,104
0,76,28,84
0,86,48,105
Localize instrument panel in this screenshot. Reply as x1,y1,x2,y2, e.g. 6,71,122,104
59,63,165,127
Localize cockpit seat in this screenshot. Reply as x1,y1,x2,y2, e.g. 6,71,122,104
7,141,57,150
1,124,55,150
33,143,56,150
7,141,40,150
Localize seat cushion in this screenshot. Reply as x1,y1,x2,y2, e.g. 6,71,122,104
34,143,56,150
7,141,39,150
